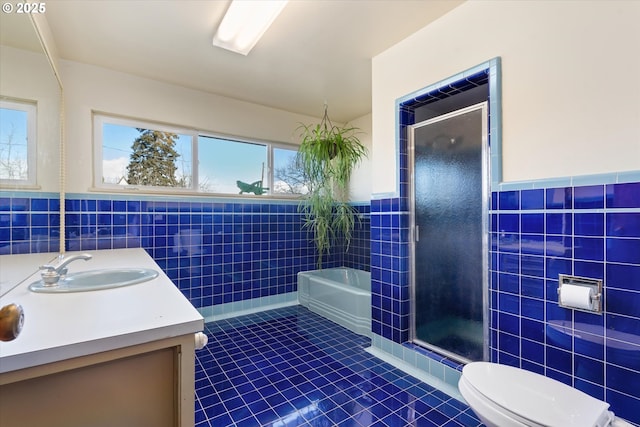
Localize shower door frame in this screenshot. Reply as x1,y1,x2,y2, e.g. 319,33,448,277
408,101,490,364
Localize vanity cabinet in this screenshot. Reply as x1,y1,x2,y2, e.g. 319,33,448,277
0,334,195,427
0,249,203,427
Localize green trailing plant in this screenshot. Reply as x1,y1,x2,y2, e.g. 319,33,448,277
296,105,368,268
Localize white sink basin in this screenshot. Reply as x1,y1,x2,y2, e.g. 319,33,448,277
28,268,159,293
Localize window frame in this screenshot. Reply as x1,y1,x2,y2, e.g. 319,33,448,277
93,113,303,198
0,98,37,187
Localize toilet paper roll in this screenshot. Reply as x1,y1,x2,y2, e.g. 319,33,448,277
560,284,593,310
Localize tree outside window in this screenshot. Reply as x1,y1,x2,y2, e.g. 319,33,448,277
126,129,182,187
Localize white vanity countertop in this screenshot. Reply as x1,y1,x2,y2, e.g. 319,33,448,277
0,252,58,295
0,248,204,374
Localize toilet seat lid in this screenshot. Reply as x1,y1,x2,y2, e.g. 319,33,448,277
462,362,611,427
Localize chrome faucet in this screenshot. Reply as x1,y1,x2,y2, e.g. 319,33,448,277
39,253,93,286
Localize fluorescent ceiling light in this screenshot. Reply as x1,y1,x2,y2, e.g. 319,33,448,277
213,0,288,56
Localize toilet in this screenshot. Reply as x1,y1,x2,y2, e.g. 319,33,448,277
458,362,632,427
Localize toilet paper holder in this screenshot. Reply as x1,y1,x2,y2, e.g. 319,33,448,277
558,274,603,314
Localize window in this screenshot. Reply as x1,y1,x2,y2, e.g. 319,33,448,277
95,114,305,196
0,99,36,186
273,146,307,195
96,115,193,189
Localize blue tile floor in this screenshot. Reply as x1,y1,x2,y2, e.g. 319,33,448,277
195,306,483,426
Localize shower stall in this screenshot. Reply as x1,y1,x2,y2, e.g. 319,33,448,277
409,102,489,363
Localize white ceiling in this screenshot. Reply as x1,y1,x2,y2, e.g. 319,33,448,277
42,0,464,123
1,9,44,52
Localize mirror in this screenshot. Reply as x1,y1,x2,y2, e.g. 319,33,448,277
0,11,63,253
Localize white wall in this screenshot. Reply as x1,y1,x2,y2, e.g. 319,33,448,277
347,113,372,202
372,0,640,195
62,59,373,198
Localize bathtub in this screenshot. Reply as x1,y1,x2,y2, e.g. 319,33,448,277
297,267,371,337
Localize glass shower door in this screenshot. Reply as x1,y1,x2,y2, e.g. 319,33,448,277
409,102,488,363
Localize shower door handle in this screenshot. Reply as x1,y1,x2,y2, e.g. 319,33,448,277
414,226,420,242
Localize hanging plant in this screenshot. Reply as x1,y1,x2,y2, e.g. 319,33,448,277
296,104,368,268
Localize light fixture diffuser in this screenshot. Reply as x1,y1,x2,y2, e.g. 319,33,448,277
213,0,288,56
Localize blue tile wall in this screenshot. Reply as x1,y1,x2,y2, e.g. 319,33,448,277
370,198,410,344
372,184,640,422
491,182,640,422
342,204,371,271
63,196,370,309
0,192,60,255
0,192,370,303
